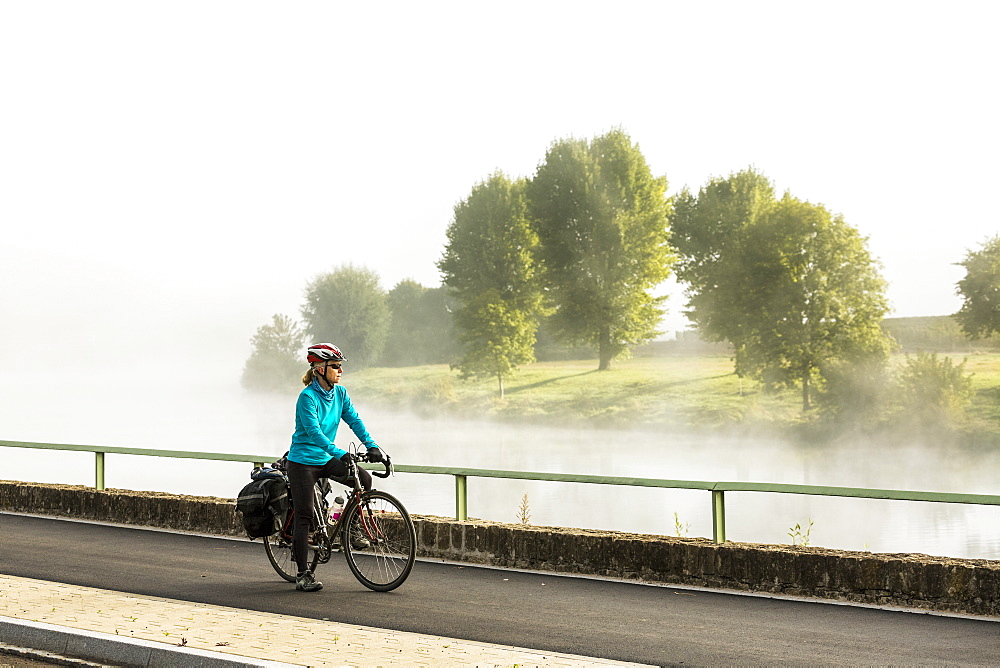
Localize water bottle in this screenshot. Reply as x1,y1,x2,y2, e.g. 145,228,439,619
331,496,345,522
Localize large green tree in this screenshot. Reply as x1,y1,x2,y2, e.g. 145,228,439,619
672,168,776,351
381,280,458,367
527,129,674,369
438,172,545,397
955,236,1000,339
675,170,892,410
241,314,306,392
739,195,892,409
300,264,390,368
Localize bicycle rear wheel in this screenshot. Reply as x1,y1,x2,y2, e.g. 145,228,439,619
342,490,416,592
264,511,318,582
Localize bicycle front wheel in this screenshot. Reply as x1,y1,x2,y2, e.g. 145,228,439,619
342,490,416,592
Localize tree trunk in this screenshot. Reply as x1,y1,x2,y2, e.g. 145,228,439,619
497,374,505,400
598,327,613,370
801,370,811,411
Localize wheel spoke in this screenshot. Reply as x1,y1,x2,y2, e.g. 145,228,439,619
264,531,297,582
264,508,318,582
343,491,416,591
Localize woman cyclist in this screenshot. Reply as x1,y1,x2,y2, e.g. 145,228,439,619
287,342,383,592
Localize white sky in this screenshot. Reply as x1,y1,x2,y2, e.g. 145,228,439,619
2,1,998,373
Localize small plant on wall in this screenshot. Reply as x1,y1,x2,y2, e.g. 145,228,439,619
788,519,814,546
517,493,531,525
674,512,691,537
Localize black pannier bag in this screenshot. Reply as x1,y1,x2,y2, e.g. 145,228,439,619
235,474,289,539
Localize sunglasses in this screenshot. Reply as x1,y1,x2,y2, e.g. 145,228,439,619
326,363,343,370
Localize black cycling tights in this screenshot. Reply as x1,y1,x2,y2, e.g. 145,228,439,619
287,458,372,574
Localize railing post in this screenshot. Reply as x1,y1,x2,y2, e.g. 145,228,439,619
95,452,105,491
712,489,726,543
455,474,468,521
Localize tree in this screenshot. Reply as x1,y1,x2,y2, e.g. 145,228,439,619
241,314,306,392
438,172,545,397
527,129,674,370
451,289,540,398
743,196,893,408
955,236,1000,339
381,280,458,367
300,264,389,368
672,168,775,314
672,168,775,372
675,172,892,410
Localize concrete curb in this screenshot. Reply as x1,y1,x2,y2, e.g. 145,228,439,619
0,616,299,668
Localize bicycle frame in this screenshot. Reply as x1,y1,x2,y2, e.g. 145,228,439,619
321,456,393,547
265,450,414,591
280,453,392,554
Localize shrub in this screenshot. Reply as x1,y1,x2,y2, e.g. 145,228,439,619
895,351,974,427
817,356,893,428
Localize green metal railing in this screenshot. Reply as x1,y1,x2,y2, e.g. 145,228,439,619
4,439,1000,544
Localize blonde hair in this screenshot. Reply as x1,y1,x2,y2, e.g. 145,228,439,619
301,367,315,386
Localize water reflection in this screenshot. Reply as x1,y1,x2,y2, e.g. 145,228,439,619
2,370,998,561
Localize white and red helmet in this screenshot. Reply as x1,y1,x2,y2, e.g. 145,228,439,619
306,343,347,364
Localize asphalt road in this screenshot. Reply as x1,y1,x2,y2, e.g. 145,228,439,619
0,653,61,668
2,513,998,666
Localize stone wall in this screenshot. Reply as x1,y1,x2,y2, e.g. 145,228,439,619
3,481,998,617
0,481,244,536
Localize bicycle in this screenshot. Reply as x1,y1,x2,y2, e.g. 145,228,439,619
263,449,416,592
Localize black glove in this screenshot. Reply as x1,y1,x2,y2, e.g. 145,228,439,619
366,447,383,463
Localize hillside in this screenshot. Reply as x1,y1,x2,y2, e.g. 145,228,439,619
881,315,1000,353
346,351,1000,445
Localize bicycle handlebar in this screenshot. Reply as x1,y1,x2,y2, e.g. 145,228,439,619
353,451,393,479
371,453,392,479
270,448,393,484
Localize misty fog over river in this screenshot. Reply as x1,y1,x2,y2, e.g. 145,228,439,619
3,363,999,561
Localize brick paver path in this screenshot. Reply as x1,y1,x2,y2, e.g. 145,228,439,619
0,574,648,667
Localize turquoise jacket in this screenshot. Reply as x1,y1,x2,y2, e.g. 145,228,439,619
288,379,378,465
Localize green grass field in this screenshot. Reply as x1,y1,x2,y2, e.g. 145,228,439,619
958,352,1000,429
346,352,1000,443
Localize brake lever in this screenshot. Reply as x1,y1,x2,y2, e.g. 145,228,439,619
371,454,392,479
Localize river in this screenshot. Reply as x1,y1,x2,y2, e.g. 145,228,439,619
2,364,998,560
